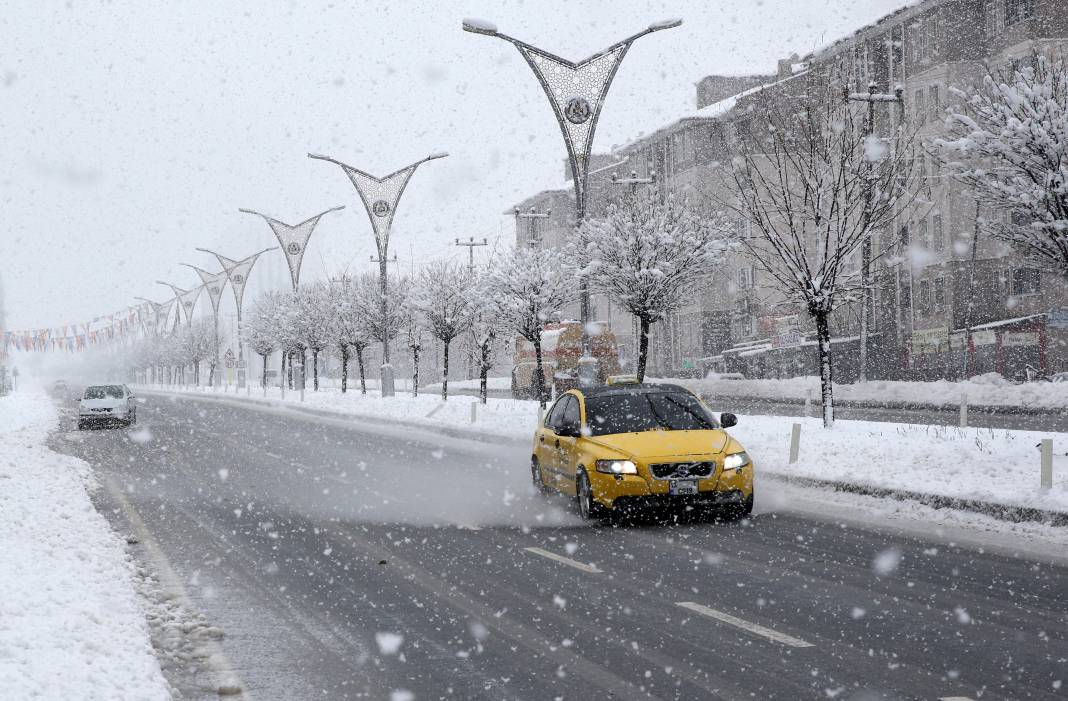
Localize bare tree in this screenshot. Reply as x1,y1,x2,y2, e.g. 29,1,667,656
244,291,288,390
351,271,409,391
933,50,1068,277
579,191,732,381
178,318,214,386
482,246,573,407
715,85,920,427
465,271,507,404
412,260,474,401
292,282,335,391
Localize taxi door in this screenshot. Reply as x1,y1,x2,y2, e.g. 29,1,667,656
555,395,582,496
535,395,568,488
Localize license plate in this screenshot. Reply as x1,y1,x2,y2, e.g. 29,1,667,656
669,479,699,496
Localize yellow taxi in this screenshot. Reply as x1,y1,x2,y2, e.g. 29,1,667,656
531,381,754,520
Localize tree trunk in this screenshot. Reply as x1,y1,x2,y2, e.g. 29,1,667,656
479,341,490,404
814,309,835,428
533,334,546,408
412,345,420,397
340,346,349,394
281,352,288,389
313,349,320,391
356,345,367,394
441,340,450,401
261,353,268,388
636,316,651,382
301,349,308,391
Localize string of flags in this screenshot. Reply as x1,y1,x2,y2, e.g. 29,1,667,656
2,303,156,354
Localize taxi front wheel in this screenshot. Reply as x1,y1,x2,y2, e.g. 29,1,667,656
531,458,550,496
576,469,606,520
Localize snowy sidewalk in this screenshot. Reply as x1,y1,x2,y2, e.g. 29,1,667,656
142,383,1068,520
661,373,1068,412
0,387,170,700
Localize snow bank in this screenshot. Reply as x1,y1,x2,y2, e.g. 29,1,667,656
662,373,1068,410
0,387,170,700
145,383,1068,516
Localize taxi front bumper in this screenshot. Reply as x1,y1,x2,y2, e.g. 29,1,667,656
588,463,753,510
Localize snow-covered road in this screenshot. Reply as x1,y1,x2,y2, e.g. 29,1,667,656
45,391,1068,700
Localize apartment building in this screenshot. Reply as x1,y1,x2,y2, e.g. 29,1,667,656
512,0,1068,380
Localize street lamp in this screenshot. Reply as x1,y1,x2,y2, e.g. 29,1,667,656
180,263,231,388
844,82,905,383
196,246,277,391
238,207,343,291
308,151,448,397
156,281,203,328
463,18,681,385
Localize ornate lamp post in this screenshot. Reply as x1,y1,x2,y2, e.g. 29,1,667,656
308,151,448,397
463,18,681,385
196,247,276,391
180,264,230,387
238,207,343,291
156,281,203,328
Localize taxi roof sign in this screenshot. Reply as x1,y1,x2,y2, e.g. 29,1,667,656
606,374,641,386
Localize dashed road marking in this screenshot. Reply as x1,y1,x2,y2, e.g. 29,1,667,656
264,451,282,460
676,601,814,648
524,547,602,574
457,524,482,531
939,697,977,701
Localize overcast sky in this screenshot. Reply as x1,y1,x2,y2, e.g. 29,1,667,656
1,0,907,329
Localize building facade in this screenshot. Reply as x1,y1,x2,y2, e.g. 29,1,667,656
511,0,1068,381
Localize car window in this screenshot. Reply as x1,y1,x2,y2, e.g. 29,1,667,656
561,396,580,433
585,392,719,436
544,395,569,430
84,385,125,400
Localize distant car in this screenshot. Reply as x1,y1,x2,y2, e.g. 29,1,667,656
78,384,137,429
53,379,69,395
531,381,754,520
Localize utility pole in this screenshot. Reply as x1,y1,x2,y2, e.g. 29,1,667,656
844,82,904,383
514,207,551,248
455,236,488,275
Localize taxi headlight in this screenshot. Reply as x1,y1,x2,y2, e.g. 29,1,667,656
723,452,751,472
595,459,637,475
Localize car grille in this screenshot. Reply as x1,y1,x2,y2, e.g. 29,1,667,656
649,461,716,480
90,408,111,413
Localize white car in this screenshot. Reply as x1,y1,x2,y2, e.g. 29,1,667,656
78,384,137,429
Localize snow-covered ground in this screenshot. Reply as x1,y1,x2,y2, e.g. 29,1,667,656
0,386,170,700
143,383,1068,516
661,372,1068,410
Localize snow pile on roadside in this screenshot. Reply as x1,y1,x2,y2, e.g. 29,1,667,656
145,383,1068,516
732,414,1068,514
0,387,170,700
664,373,1068,409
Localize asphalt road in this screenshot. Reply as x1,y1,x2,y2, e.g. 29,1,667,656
49,392,1067,700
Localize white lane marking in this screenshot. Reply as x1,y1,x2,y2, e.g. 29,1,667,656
457,524,482,531
939,697,977,701
263,452,282,460
676,601,814,648
524,547,602,574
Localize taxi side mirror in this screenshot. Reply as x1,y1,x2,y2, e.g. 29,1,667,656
720,412,738,428
557,422,581,438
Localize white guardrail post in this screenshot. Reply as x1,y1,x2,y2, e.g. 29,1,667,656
804,390,812,418
959,392,968,428
470,401,477,424
1040,438,1053,491
789,422,801,464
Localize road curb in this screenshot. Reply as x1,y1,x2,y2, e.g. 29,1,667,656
763,472,1068,527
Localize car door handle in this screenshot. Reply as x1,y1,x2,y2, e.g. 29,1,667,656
555,439,560,448
539,435,545,443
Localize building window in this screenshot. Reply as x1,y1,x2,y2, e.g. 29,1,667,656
917,217,929,250
934,276,946,310
997,268,1012,297
1012,267,1041,295
736,267,753,290
914,88,926,125
928,85,940,122
1005,0,1033,26
919,279,931,314
932,214,944,252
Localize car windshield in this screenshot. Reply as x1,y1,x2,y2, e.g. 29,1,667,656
84,385,124,400
584,391,719,436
